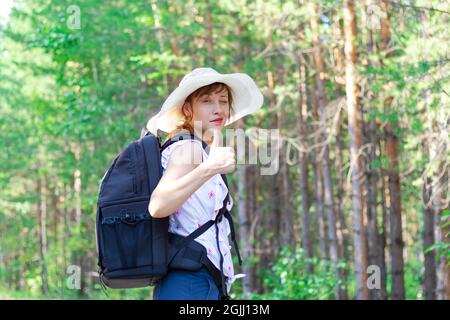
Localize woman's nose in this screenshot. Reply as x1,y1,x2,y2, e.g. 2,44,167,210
212,101,223,114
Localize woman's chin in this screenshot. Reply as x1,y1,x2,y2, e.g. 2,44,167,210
206,123,223,131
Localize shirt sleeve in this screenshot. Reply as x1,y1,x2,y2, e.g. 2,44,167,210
160,139,204,171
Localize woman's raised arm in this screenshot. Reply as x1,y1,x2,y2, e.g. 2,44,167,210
148,141,213,218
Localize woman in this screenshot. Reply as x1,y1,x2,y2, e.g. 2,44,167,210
147,67,263,300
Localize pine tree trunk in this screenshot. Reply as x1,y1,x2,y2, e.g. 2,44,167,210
267,68,282,252
37,171,49,295
331,15,349,298
422,171,436,300
245,164,257,295
434,183,450,300
365,117,386,300
419,7,448,301
313,160,328,259
334,118,349,299
430,138,450,300
237,162,253,297
72,142,86,297
277,70,294,247
311,77,328,260
59,183,68,297
378,164,388,300
361,0,388,300
334,108,347,256
310,2,343,299
297,50,313,267
379,137,390,299
343,0,369,299
233,16,254,298
385,123,405,299
234,118,253,298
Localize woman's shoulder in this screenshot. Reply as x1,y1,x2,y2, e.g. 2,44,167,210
161,139,205,169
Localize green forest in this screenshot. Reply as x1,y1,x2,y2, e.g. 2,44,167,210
0,0,448,300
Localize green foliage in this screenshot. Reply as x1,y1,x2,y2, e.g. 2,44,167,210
250,247,349,300
0,0,448,300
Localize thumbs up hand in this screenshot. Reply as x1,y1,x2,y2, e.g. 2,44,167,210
204,129,236,175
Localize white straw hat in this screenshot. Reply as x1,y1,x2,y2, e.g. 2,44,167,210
146,67,264,135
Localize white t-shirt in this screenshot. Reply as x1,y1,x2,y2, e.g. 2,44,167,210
160,139,245,294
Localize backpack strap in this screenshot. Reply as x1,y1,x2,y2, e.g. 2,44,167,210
168,190,230,252
163,132,222,259
208,175,243,299
219,174,242,266
161,133,242,299
170,219,216,251
160,133,207,152
140,127,150,139
166,193,231,299
167,190,232,299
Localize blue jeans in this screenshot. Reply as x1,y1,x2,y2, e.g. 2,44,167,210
153,266,221,300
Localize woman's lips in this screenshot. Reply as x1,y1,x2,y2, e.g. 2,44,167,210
210,118,223,124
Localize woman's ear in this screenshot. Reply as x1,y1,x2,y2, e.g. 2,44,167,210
182,101,193,119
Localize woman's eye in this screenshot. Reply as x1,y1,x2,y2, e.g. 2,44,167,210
220,101,228,104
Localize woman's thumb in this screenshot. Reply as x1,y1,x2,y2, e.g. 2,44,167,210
211,129,222,149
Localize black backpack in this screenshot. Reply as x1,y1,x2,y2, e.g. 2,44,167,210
95,130,241,298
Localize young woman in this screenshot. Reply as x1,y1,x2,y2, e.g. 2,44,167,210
146,67,263,300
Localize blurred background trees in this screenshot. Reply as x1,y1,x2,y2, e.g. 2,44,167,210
0,0,448,299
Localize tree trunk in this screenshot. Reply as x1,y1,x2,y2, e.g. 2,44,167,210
433,181,450,300
245,164,257,295
430,138,450,300
266,68,282,252
419,6,449,301
310,2,343,299
422,171,436,300
310,77,328,261
233,117,253,298
59,183,69,298
296,49,313,267
236,158,253,298
72,142,86,297
276,69,294,247
361,0,388,300
365,116,387,300
331,15,349,298
343,0,369,300
233,15,254,298
384,123,405,299
311,77,328,260
379,136,390,299
334,105,347,255
373,0,399,300
49,181,63,296
312,159,328,259
37,171,49,295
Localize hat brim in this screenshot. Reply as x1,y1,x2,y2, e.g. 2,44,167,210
147,73,263,134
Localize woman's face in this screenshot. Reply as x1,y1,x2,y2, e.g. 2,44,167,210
189,88,230,135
